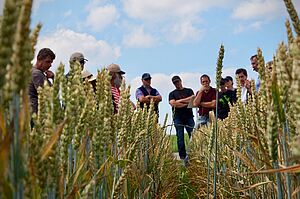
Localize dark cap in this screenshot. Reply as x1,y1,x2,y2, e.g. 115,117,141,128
225,76,233,82
142,73,151,80
172,75,181,83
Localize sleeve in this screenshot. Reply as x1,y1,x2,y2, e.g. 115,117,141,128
155,89,160,96
135,88,144,100
169,91,174,101
32,71,47,90
189,88,194,96
212,88,216,100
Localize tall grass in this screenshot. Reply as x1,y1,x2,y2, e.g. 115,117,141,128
1,0,300,198
187,0,300,198
0,0,180,198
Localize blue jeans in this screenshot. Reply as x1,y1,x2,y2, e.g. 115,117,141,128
196,115,209,129
174,117,195,159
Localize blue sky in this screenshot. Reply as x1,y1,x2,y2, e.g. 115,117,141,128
1,0,299,128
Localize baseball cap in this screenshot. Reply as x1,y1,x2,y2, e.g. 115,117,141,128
142,73,151,80
107,63,125,74
225,76,233,82
81,70,93,79
70,52,88,62
172,75,181,83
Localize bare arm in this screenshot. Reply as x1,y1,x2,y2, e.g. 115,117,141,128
148,95,162,103
169,99,188,108
200,100,216,108
138,96,151,104
177,95,194,104
193,91,203,107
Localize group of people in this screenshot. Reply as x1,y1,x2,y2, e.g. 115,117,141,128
29,47,261,165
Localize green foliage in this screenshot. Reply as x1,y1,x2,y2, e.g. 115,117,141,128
168,134,190,153
186,1,300,198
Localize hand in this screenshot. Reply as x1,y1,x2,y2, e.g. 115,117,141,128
45,70,54,79
245,80,251,90
200,86,208,93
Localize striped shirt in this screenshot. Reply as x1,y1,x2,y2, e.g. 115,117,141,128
111,86,121,112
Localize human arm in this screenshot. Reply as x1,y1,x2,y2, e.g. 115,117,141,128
45,70,55,79
193,90,203,107
200,100,216,108
136,88,150,104
169,99,188,108
177,95,194,104
148,94,162,103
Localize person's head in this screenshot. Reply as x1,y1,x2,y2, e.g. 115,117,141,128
81,70,93,81
70,52,88,70
141,73,152,87
36,48,55,72
225,76,233,90
200,74,211,89
235,68,248,86
250,54,258,72
107,63,125,88
220,78,226,92
172,75,182,90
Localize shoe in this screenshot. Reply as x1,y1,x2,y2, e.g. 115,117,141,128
183,155,189,167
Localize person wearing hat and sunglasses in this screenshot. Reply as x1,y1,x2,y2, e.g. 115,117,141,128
66,52,88,78
136,73,162,115
169,75,195,165
107,63,126,113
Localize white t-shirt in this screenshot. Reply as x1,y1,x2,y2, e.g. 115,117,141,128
241,86,248,103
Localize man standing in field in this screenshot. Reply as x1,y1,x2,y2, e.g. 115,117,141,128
193,74,216,127
235,68,252,103
169,75,195,164
136,73,162,116
29,48,56,115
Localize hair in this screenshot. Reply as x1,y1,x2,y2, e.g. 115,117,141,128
235,68,248,77
220,78,226,86
200,74,210,82
37,48,56,60
250,54,257,60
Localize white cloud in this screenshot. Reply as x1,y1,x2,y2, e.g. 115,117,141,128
122,26,158,48
233,21,263,34
122,0,226,22
36,28,121,73
165,21,205,44
63,10,72,17
232,0,282,20
121,0,227,44
85,4,119,32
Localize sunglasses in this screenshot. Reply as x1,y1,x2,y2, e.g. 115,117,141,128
80,60,86,65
